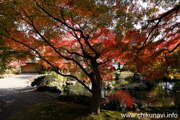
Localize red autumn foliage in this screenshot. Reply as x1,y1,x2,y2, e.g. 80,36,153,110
1,0,180,114
101,90,136,108
114,90,135,108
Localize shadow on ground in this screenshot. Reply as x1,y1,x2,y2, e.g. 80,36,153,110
0,87,59,120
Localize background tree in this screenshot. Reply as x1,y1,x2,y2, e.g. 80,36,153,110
142,1,180,78
0,36,30,74
116,1,180,79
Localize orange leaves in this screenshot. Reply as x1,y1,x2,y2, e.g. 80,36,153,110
3,0,180,84
9,61,20,68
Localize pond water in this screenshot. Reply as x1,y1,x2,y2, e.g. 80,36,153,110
64,81,180,107
102,82,180,107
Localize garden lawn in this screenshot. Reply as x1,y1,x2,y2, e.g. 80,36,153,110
7,101,180,120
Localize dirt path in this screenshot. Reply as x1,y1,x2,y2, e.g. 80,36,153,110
0,74,59,120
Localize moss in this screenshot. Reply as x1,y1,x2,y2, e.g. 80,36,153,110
7,102,89,120
7,101,180,120
7,101,127,120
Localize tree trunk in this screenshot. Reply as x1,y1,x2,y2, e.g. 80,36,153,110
89,60,102,115
89,85,102,115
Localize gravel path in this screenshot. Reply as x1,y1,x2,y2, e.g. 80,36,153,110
0,74,59,120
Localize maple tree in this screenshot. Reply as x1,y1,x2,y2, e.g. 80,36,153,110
0,36,29,73
144,2,180,78
0,0,179,114
116,1,180,79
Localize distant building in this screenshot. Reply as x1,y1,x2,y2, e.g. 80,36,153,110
21,61,42,73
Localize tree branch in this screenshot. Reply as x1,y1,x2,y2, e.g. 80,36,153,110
97,58,109,66
164,43,180,67
19,8,92,79
148,4,180,23
65,48,85,58
141,4,180,48
1,8,92,93
36,1,100,58
0,32,92,92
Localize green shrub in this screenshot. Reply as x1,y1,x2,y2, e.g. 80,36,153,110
134,102,148,110
121,87,127,90
31,71,66,87
31,75,46,87
119,80,129,86
133,85,146,91
31,71,67,94
173,81,180,92
101,100,124,111
31,75,63,94
140,104,148,110
31,74,56,86
144,80,156,90
114,72,120,80
37,86,62,94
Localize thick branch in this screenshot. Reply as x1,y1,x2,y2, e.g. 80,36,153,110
0,14,92,93
142,4,180,48
97,58,109,66
36,2,82,34
66,48,84,58
1,32,92,92
164,43,180,67
142,20,161,47
19,9,92,79
73,31,92,59
165,43,180,54
36,2,100,58
148,4,180,23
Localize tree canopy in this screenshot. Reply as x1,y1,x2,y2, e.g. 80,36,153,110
0,0,179,114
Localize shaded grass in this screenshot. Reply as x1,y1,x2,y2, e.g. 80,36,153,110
7,101,124,120
7,101,180,120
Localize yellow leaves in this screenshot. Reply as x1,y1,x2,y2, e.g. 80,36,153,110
169,72,180,79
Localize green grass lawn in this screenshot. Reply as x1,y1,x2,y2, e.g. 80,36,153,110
7,101,180,120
